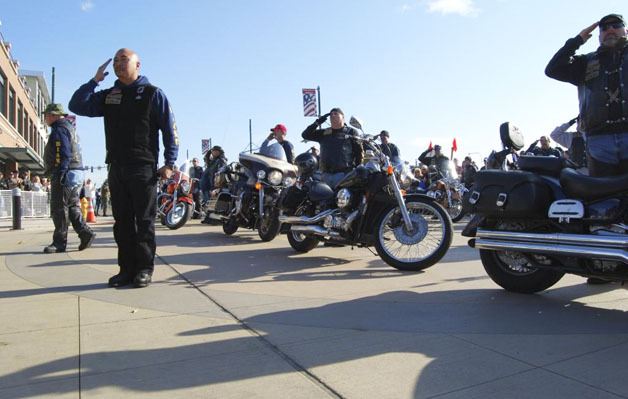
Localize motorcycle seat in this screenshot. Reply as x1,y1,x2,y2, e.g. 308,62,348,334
560,168,628,201
518,155,564,177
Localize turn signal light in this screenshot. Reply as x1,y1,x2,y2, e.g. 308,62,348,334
255,182,262,191
387,165,394,175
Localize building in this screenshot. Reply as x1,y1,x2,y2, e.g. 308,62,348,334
0,34,50,177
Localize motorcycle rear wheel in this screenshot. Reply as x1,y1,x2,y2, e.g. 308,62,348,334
222,216,239,235
287,229,319,252
374,197,452,271
480,249,564,294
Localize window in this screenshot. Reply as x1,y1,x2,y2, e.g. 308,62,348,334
17,101,23,135
8,87,15,126
0,70,5,117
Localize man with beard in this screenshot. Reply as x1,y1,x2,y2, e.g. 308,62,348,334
545,13,628,177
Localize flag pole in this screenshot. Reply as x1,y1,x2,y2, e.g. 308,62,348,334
317,86,321,117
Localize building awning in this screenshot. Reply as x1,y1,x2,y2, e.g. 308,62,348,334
0,147,45,173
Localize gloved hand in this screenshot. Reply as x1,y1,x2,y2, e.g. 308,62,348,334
60,172,67,185
316,113,330,126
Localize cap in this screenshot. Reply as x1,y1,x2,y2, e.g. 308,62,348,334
210,145,223,152
434,144,442,151
43,103,66,116
599,13,624,26
329,107,344,116
379,130,390,138
270,123,287,134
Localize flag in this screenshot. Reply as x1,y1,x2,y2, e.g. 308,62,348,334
452,138,458,152
202,139,210,154
428,141,433,151
302,88,317,117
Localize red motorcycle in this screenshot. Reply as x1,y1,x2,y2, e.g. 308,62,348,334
157,162,197,229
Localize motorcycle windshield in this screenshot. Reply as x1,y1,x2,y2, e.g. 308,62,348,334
257,142,287,162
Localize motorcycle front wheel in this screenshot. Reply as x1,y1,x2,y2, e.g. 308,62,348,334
258,209,281,242
165,202,193,230
374,197,452,271
448,199,466,222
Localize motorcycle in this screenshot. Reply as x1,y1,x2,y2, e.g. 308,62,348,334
206,142,297,241
278,117,453,272
462,122,628,293
157,160,197,230
425,165,469,222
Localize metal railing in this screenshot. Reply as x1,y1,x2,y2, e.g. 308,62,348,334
0,189,50,219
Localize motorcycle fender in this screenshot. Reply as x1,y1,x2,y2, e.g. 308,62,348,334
178,197,194,205
461,214,485,237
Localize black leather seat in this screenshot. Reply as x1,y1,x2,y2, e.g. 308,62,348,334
518,155,564,177
560,168,628,201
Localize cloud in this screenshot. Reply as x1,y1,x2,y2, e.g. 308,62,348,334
80,0,94,12
399,3,415,13
426,0,479,16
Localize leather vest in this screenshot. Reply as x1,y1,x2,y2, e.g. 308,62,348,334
103,84,157,164
577,43,628,135
319,127,358,173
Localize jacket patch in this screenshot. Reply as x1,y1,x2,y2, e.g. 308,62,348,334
105,92,122,105
584,59,600,81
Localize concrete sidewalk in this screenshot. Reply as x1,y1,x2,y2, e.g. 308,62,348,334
1,217,627,398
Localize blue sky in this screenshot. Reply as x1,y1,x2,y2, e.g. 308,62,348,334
2,0,626,184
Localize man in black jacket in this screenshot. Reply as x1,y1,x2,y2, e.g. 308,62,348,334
69,48,179,288
419,145,450,178
545,13,628,177
301,108,363,188
379,130,400,161
42,103,95,254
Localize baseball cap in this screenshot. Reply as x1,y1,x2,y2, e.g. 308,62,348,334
43,103,66,116
380,130,390,138
329,107,344,116
270,123,287,134
599,13,624,26
210,145,223,152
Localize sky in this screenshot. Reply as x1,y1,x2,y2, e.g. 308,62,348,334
2,0,626,185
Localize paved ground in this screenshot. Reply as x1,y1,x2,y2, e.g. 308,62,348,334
0,216,627,398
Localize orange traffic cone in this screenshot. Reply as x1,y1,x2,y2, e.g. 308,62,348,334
86,199,97,223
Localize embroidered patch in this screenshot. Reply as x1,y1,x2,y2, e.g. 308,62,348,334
584,59,600,81
105,93,122,105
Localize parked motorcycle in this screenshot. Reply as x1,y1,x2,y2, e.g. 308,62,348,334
462,122,628,293
425,165,469,222
157,160,197,230
278,117,453,272
206,143,297,241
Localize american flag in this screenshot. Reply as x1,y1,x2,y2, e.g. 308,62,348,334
201,139,210,154
302,88,317,117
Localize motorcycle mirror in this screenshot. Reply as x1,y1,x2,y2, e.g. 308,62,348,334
349,116,364,131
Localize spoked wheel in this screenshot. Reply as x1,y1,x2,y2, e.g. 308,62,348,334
287,228,320,252
165,202,193,230
448,199,466,222
374,197,452,271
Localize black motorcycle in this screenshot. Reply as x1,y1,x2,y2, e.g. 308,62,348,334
278,117,453,271
462,122,628,293
206,143,297,241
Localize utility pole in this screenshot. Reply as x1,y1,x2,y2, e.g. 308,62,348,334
51,67,55,103
249,119,252,153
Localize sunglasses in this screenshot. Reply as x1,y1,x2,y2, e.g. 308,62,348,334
601,22,625,31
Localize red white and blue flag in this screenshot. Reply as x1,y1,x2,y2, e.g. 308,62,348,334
302,88,317,117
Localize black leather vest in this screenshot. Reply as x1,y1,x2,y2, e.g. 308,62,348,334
103,84,157,164
318,127,358,173
577,42,628,135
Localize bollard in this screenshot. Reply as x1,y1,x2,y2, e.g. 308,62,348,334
12,188,22,230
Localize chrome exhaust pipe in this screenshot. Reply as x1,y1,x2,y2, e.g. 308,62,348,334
290,224,341,238
476,229,627,249
208,213,229,221
474,239,628,263
279,209,338,225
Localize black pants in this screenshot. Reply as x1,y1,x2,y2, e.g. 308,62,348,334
50,177,91,249
108,163,158,277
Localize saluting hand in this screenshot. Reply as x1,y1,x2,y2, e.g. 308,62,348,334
579,22,598,43
94,58,112,83
157,165,173,180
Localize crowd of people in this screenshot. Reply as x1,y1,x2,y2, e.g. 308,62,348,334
0,169,51,192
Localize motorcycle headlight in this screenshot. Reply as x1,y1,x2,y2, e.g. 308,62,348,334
268,170,283,185
336,188,352,208
283,176,295,187
256,170,266,179
179,180,190,195
426,190,437,198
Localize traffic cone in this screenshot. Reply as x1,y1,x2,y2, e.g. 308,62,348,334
81,197,88,220
86,199,97,223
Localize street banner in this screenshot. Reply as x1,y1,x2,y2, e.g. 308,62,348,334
202,139,210,154
302,88,317,117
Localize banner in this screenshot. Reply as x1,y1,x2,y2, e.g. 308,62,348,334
302,88,317,117
201,139,210,154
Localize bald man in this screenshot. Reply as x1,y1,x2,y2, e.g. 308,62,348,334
69,48,180,288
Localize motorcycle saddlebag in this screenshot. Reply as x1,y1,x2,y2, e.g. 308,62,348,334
463,170,553,218
280,185,307,210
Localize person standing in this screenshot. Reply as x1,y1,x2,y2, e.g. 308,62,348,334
42,103,95,254
188,158,204,219
261,123,294,163
545,13,628,176
200,145,228,224
100,179,110,216
379,130,400,162
69,48,179,288
525,136,563,157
